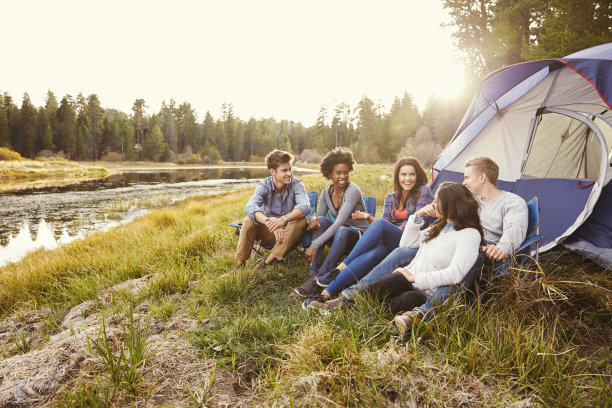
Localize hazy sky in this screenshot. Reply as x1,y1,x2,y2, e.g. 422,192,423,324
3,0,466,126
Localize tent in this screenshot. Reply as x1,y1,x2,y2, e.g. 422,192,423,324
430,43,612,268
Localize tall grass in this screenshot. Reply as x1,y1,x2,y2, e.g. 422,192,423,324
0,164,609,406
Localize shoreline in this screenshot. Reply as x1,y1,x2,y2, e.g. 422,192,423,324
0,160,318,193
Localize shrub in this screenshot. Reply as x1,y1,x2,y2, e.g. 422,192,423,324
0,147,25,161
299,149,322,164
101,152,124,162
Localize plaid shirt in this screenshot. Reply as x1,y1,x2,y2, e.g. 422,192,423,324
382,185,434,230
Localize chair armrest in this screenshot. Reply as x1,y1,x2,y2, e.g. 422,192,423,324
516,234,542,253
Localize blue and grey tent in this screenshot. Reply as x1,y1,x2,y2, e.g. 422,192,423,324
430,43,612,267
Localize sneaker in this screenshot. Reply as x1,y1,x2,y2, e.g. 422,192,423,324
294,275,319,297
308,295,352,312
301,294,325,310
393,310,422,336
316,268,340,287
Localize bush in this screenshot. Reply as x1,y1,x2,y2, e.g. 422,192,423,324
299,149,322,164
0,147,25,161
101,152,124,162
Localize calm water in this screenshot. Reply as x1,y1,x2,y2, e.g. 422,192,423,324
0,167,309,266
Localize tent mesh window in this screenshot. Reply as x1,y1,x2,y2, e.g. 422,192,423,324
523,112,602,179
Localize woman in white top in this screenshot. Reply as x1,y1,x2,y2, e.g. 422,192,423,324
361,182,484,322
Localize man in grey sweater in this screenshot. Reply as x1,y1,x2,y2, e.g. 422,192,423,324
396,156,528,328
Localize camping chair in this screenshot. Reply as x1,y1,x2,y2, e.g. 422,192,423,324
229,191,318,267
474,196,542,304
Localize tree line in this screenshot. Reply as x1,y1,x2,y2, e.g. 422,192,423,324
1,1,608,165
0,90,469,166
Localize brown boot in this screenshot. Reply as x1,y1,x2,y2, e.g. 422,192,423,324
394,310,422,336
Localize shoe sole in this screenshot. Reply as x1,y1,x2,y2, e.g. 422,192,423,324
315,277,329,287
394,315,409,336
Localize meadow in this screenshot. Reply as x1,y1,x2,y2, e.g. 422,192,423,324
0,164,609,407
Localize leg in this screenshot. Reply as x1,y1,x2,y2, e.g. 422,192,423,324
342,219,401,266
325,241,391,297
342,246,418,300
315,226,360,278
388,291,427,315
361,271,414,302
307,217,333,275
235,216,262,263
269,218,307,261
415,254,483,320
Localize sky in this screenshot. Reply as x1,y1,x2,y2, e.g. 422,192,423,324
2,0,467,126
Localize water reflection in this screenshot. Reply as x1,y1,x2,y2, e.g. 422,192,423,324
0,166,308,266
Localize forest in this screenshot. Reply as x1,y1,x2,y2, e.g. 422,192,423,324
0,0,609,166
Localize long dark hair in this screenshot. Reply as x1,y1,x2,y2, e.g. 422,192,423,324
393,157,428,207
424,182,485,245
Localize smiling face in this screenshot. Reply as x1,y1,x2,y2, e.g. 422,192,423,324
398,165,417,193
329,163,350,189
270,161,293,187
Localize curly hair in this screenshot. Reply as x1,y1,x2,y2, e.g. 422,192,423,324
393,157,428,206
424,182,485,245
265,149,294,170
320,147,355,179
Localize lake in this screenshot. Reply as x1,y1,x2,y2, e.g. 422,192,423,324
0,166,312,266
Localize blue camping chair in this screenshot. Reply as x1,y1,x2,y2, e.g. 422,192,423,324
230,191,318,266
474,196,542,303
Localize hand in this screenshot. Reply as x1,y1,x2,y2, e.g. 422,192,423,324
395,267,415,283
416,203,438,218
482,244,507,261
308,215,320,230
273,228,286,245
305,247,317,263
265,216,285,232
352,210,371,221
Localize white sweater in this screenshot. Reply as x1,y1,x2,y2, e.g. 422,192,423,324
399,214,481,296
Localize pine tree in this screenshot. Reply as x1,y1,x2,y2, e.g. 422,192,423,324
20,93,37,158
0,103,9,148
56,96,77,158
86,94,105,159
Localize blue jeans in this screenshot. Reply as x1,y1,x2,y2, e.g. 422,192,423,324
415,253,511,319
341,246,418,299
308,217,360,278
325,219,403,297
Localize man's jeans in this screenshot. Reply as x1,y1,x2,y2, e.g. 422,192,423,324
415,253,511,319
308,216,360,278
341,246,418,300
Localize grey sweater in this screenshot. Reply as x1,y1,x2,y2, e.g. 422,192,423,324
478,191,529,255
311,182,370,250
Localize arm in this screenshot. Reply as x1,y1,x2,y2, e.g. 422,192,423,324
414,229,481,288
311,186,362,250
381,193,395,222
496,196,529,256
292,179,311,219
399,214,425,248
244,180,269,224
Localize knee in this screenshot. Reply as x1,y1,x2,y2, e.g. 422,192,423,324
334,226,351,240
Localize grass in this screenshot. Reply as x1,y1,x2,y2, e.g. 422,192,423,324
0,165,609,406
0,158,113,192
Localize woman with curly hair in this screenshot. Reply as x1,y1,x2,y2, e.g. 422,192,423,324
294,147,370,297
302,157,434,308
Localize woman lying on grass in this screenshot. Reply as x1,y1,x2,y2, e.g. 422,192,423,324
294,148,370,296
301,157,433,308
307,182,485,334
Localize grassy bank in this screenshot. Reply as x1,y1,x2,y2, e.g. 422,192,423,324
0,165,609,407
0,159,113,192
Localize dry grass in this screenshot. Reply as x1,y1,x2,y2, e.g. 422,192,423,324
0,165,609,407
